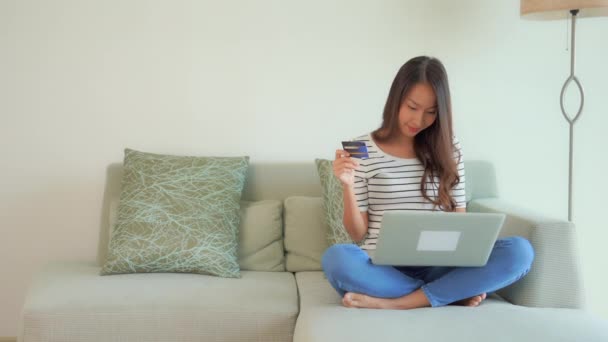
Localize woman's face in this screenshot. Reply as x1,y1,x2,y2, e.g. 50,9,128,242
397,82,438,138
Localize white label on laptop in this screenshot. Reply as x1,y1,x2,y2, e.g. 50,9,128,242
416,231,461,251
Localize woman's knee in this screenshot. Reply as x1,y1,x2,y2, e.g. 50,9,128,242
322,244,355,266
321,244,361,276
502,236,535,272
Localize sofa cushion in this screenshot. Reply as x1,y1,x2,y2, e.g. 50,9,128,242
101,149,249,278
107,198,285,272
293,272,608,342
21,262,298,342
238,200,285,271
283,196,328,272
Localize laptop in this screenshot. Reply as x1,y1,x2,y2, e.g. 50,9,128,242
368,211,505,267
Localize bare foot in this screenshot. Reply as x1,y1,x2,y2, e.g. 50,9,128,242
453,293,487,307
342,289,431,310
343,292,387,309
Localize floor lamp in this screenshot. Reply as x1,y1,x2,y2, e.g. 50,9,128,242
520,0,608,221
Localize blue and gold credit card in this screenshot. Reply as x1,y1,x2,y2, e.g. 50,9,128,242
341,141,369,159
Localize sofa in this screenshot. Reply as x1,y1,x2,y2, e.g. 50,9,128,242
18,161,608,341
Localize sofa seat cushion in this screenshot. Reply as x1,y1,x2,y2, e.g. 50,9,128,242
293,272,608,342
20,262,298,342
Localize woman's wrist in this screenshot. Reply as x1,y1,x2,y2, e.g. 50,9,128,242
342,183,355,192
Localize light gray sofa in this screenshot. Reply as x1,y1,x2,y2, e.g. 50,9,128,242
18,161,608,341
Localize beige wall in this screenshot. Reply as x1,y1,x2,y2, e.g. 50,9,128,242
1,0,607,336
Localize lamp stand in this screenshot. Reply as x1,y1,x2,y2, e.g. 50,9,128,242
560,9,584,222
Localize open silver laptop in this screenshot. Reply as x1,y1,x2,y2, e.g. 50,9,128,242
368,211,505,267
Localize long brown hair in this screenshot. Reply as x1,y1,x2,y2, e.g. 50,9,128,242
372,56,461,211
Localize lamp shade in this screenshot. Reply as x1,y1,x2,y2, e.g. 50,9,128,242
521,0,608,19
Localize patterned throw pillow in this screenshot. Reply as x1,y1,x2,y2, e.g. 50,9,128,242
314,159,356,245
101,149,249,278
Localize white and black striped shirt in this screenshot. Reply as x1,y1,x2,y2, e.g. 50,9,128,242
352,133,466,250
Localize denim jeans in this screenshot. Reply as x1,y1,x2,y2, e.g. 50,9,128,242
321,236,534,307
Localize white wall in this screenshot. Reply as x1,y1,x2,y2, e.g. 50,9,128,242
1,0,607,336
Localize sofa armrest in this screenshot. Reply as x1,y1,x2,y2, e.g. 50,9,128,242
467,198,584,309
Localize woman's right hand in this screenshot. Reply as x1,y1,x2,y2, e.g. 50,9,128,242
333,149,360,187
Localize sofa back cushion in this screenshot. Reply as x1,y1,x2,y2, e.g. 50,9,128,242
283,196,328,272
238,200,285,271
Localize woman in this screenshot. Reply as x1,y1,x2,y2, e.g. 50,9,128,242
322,56,534,309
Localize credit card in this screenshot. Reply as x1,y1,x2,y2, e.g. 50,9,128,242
341,141,369,159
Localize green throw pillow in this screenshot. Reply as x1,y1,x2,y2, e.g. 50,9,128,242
101,149,249,278
314,159,357,245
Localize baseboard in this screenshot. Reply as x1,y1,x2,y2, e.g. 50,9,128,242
0,337,17,342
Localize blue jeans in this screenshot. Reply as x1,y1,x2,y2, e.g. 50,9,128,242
321,236,534,307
